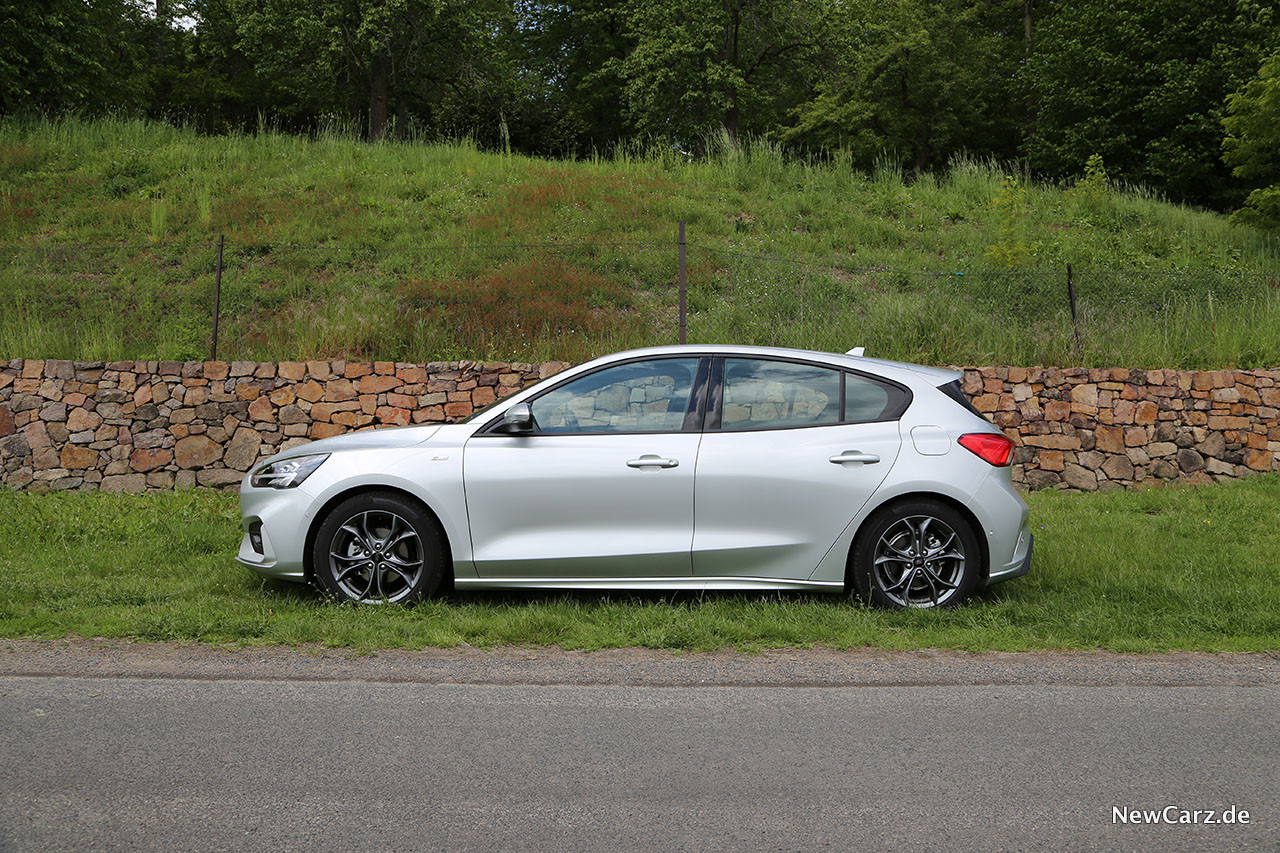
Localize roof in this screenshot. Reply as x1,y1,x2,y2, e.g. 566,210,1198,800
590,344,962,386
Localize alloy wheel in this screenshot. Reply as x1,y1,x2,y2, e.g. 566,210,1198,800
327,509,425,604
871,514,967,608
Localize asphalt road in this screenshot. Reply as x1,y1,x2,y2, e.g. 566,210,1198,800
1,643,1277,852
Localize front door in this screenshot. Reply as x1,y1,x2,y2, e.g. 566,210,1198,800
464,357,706,578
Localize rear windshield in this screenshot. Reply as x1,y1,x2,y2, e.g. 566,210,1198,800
938,379,987,420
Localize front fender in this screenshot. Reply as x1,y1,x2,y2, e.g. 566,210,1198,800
296,446,474,576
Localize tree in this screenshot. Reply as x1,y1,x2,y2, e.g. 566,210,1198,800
611,0,823,149
0,0,152,115
511,0,634,155
1026,0,1280,209
229,0,505,139
1223,49,1280,229
788,0,1025,172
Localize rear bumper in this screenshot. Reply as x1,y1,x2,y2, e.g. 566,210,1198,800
986,533,1032,587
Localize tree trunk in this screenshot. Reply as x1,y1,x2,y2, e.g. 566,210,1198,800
913,124,932,172
1024,0,1037,137
368,54,389,140
722,0,741,145
724,103,740,144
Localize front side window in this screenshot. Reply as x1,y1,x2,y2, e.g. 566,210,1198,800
721,359,841,430
530,358,699,434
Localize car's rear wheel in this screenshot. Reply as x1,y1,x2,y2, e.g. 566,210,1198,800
312,491,444,605
850,499,981,609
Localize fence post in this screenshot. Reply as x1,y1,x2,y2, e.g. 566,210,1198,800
678,220,687,345
210,234,224,361
1066,262,1081,358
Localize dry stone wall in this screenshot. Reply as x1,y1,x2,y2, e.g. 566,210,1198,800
0,358,566,493
964,366,1280,491
1,358,1278,493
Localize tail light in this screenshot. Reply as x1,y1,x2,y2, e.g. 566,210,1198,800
958,432,1015,467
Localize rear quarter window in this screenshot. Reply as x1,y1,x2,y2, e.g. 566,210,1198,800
844,373,895,421
938,379,986,420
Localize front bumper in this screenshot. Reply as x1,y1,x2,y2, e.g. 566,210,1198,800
234,478,313,583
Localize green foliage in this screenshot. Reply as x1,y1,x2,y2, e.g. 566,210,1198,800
0,0,151,114
1063,153,1114,228
513,1,633,155
1071,154,1110,203
1224,49,1280,230
227,0,505,140
610,0,821,147
5,0,1280,227
148,199,167,243
984,176,1036,267
1026,0,1280,209
2,118,1278,368
196,184,214,227
3,477,1280,652
789,0,1022,172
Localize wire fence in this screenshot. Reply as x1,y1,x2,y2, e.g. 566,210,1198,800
2,226,1278,368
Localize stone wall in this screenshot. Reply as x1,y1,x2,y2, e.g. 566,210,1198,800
964,366,1279,491
1,358,1277,493
0,359,566,493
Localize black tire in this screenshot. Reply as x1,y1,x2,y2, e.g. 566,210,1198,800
849,499,982,609
311,491,445,605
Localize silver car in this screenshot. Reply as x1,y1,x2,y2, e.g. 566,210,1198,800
237,345,1032,609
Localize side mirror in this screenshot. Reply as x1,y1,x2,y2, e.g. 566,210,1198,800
498,402,534,434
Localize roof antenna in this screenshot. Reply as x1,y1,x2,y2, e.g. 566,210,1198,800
846,346,866,357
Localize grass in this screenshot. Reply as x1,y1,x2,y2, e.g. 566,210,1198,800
1,117,1279,367
1,477,1278,653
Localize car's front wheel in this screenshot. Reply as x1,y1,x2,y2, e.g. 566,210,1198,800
850,499,981,609
311,491,444,605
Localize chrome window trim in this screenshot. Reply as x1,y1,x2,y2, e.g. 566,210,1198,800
708,354,913,434
474,351,912,437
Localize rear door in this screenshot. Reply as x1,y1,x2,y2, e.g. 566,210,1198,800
691,357,906,580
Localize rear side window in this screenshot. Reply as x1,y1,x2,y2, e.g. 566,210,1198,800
713,358,911,430
722,359,840,430
939,380,986,419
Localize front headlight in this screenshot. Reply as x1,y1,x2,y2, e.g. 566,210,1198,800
250,454,330,489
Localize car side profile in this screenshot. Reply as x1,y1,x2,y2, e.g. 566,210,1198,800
236,345,1032,609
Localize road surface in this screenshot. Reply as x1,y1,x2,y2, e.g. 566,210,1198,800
1,641,1276,852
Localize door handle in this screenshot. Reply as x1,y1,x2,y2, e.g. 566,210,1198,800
830,451,880,465
627,454,679,469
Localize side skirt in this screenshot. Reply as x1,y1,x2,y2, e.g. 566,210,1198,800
453,576,846,592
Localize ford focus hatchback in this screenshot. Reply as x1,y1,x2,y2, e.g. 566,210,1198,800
237,345,1032,608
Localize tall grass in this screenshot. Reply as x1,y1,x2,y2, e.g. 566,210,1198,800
0,116,1277,366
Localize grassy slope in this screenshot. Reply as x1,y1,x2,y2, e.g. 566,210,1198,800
1,117,1279,366
1,477,1277,652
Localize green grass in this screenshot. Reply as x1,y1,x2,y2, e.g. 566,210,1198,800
1,117,1279,367
2,477,1278,653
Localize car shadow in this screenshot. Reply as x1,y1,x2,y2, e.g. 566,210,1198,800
440,587,842,608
